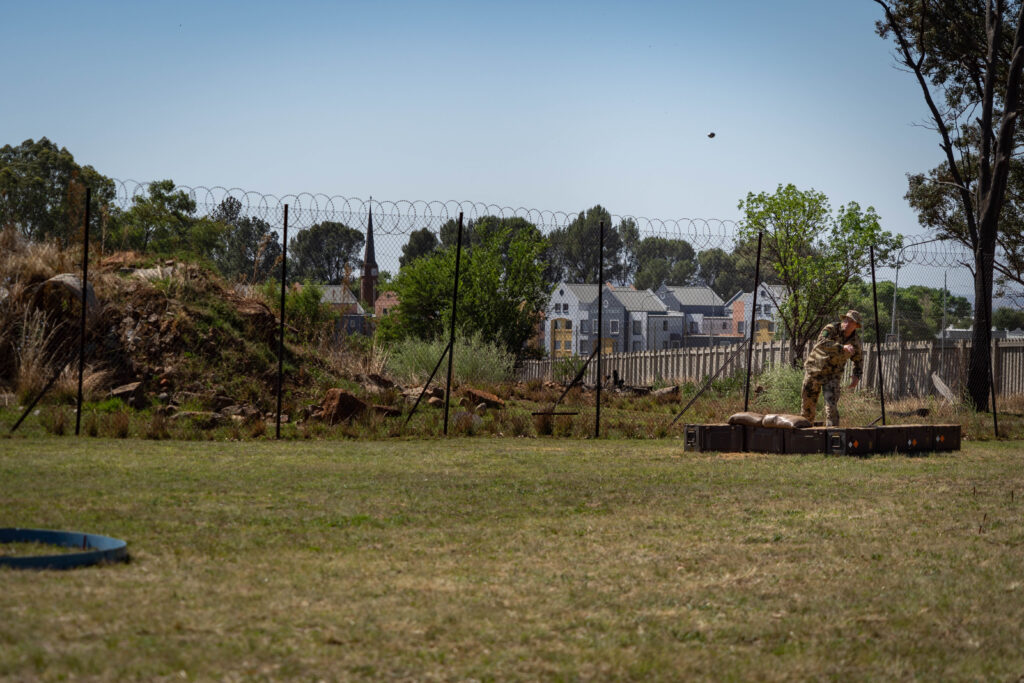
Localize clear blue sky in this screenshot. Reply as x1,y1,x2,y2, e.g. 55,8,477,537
3,0,939,237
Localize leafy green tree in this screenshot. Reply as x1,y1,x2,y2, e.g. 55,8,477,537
738,184,900,365
110,179,224,257
399,227,439,267
546,206,630,284
289,221,364,285
875,0,1024,408
380,217,551,354
994,307,1024,330
632,236,697,290
210,197,281,283
0,137,115,245
842,280,973,343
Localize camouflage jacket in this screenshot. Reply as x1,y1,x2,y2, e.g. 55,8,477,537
803,321,863,379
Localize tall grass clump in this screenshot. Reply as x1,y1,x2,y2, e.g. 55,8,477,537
553,354,587,384
387,333,514,386
754,363,805,413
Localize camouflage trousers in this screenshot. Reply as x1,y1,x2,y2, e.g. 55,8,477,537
801,372,842,426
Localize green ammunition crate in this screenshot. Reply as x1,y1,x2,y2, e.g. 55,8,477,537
744,425,785,453
684,424,744,452
875,425,935,453
826,427,876,456
782,427,829,454
932,424,961,451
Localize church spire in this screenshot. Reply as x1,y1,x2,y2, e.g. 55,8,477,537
360,198,378,309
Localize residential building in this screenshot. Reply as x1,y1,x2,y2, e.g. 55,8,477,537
375,290,399,318
318,285,365,315
544,283,606,358
727,284,787,342
655,284,740,345
608,286,671,353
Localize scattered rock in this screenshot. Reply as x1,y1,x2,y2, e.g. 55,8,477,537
464,388,504,409
475,402,489,415
453,411,483,433
131,264,175,282
34,273,101,329
358,373,396,394
219,404,262,421
651,385,680,398
427,396,445,408
403,385,444,404
319,388,369,424
372,404,401,418
110,381,147,409
171,411,223,429
211,395,234,411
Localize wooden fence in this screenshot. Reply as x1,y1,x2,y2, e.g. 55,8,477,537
517,339,1024,399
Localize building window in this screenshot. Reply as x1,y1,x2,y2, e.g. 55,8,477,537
565,320,572,330
554,341,560,350
610,320,619,335
662,320,668,331
580,320,588,333
632,320,641,336
722,321,728,330
738,321,746,335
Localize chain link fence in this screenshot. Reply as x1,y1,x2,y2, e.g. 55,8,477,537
4,177,1022,436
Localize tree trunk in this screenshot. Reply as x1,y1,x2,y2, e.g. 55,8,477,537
968,248,995,410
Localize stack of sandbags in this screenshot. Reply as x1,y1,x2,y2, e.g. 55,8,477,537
728,411,764,426
762,413,811,429
727,412,811,429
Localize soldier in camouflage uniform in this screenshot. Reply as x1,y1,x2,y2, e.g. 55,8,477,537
800,310,863,426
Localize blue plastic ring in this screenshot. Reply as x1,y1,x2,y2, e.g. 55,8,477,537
0,528,128,570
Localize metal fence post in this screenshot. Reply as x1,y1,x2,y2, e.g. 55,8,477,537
75,187,91,436
595,220,604,439
870,244,886,425
743,231,763,411
275,204,289,439
443,212,464,436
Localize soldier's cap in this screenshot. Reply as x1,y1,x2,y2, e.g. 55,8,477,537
841,309,862,326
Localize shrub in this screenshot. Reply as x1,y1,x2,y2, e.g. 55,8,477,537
84,411,100,437
387,333,514,386
259,279,339,343
755,363,805,413
106,410,131,438
145,413,170,440
553,354,587,384
40,406,67,435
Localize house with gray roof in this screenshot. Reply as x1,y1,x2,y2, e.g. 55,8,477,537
654,284,738,345
545,282,687,357
545,283,616,358
607,286,670,353
726,284,787,341
656,285,725,315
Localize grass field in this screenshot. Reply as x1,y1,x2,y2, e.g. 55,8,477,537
2,437,1023,681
